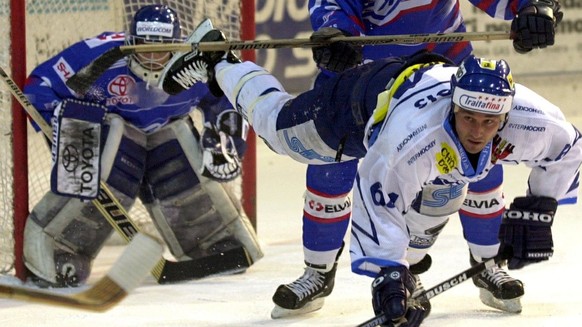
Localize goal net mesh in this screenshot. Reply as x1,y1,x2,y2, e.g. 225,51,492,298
0,0,243,275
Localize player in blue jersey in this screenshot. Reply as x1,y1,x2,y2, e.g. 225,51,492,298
160,33,580,326
268,0,564,318
21,4,262,288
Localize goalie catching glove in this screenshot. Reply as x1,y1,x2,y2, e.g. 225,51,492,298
200,109,248,182
498,196,558,270
310,27,363,73
160,20,240,96
511,0,563,53
372,266,428,327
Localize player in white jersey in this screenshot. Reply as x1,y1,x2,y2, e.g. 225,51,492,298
160,28,581,326
265,0,564,319
274,0,564,318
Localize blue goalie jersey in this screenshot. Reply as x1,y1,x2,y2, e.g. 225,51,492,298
24,31,232,134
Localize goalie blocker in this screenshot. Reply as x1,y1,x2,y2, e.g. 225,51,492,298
51,99,106,200
24,101,262,288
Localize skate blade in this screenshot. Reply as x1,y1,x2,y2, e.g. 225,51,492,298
479,289,522,313
270,298,325,319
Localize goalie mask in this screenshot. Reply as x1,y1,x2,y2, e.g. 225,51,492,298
127,4,182,85
451,55,515,115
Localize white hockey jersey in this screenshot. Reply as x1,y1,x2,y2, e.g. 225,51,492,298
351,64,582,277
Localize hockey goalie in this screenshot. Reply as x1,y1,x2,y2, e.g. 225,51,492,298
20,4,262,287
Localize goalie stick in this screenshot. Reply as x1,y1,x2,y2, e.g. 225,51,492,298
356,255,505,327
0,65,252,284
0,233,163,312
66,30,510,95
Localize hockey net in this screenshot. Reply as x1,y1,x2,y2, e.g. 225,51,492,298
0,0,255,279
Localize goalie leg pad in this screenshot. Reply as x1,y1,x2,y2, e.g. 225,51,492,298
24,115,146,287
141,118,263,263
101,114,148,198
23,191,121,287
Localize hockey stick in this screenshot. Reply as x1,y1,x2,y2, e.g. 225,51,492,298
0,233,163,312
95,30,512,53
356,255,505,327
0,65,251,284
66,30,510,95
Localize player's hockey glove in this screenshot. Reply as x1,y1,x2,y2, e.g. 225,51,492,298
511,0,563,54
200,110,247,182
311,27,363,73
498,196,558,269
161,29,240,97
372,266,427,327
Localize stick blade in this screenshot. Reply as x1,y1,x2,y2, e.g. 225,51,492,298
107,233,164,293
74,233,163,312
155,246,251,284
0,233,163,312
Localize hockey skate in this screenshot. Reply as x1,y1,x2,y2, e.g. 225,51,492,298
471,254,524,313
270,263,338,319
160,18,239,96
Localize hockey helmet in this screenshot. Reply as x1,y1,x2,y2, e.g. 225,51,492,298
451,55,515,115
127,4,182,84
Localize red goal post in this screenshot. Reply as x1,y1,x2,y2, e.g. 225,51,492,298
1,0,256,280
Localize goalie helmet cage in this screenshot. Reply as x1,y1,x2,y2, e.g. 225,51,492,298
1,0,257,280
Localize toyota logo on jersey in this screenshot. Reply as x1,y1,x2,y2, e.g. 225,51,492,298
108,75,135,96
106,75,136,106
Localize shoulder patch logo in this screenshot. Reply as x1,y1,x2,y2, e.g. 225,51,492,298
436,143,458,174
491,135,514,164
53,57,75,83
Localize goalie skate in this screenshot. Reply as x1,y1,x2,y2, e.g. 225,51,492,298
471,255,524,313
270,264,337,319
